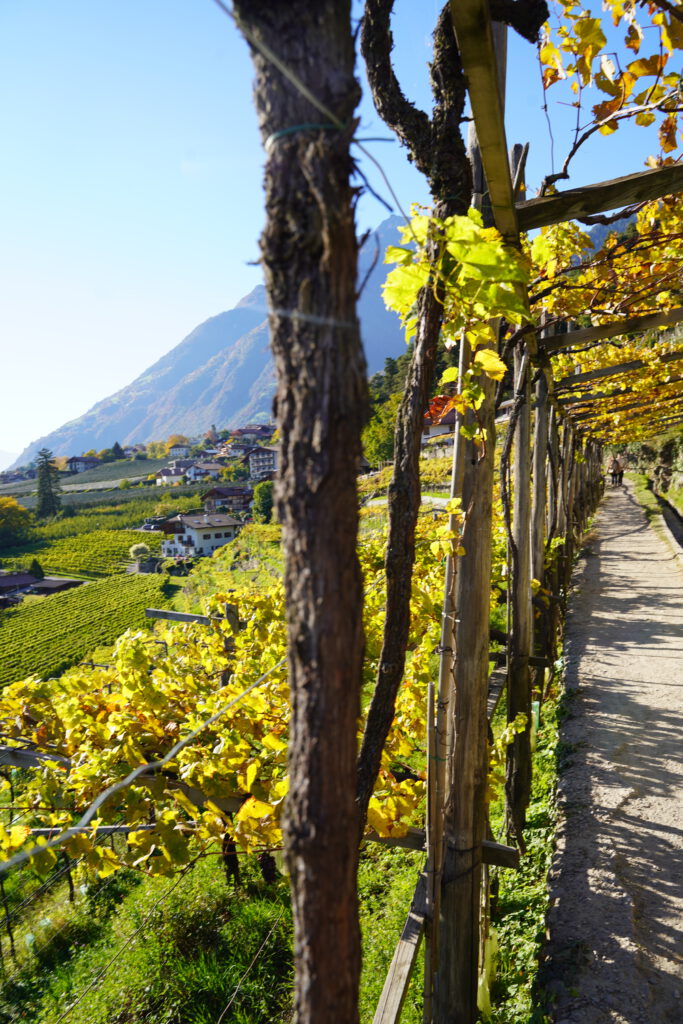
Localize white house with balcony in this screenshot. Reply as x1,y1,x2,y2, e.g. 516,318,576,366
160,513,243,559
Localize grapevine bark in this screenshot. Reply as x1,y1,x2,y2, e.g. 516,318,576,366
232,4,367,1022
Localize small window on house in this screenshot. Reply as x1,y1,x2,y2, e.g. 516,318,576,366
214,532,222,538
202,533,210,539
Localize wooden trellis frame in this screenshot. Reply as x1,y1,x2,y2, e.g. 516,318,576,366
369,3,683,1022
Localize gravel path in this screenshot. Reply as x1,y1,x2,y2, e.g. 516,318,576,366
541,480,683,1023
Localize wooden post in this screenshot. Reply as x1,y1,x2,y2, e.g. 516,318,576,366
433,18,507,1005
506,345,533,840
531,368,549,588
0,877,15,961
562,424,577,591
530,355,550,693
426,334,470,1018
63,852,75,903
435,367,497,1023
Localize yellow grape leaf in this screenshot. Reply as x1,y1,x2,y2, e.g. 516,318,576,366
543,67,562,89
472,349,507,381
262,732,287,753
382,263,429,316
625,21,643,54
663,13,683,50
246,761,259,791
366,801,393,837
659,114,678,153
593,97,621,122
236,797,274,821
628,54,666,77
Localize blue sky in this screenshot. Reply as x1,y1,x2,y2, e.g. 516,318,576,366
0,1,662,466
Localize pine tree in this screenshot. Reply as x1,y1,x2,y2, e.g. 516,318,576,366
111,441,125,460
35,448,61,519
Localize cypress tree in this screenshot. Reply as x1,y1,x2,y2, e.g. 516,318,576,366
35,448,61,519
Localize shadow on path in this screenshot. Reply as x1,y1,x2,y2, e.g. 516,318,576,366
538,481,683,1024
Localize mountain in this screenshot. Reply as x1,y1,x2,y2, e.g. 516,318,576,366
13,217,407,466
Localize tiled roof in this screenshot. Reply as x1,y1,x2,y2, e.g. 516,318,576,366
163,513,242,530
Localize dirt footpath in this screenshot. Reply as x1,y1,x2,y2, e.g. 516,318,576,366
541,480,683,1023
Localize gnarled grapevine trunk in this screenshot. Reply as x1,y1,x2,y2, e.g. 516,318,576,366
232,4,367,1021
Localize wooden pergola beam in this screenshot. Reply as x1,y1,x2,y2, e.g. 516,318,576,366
556,349,683,389
544,307,683,354
517,163,683,232
448,0,518,242
570,390,683,421
559,376,683,408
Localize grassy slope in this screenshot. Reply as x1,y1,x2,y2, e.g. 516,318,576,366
0,859,293,1024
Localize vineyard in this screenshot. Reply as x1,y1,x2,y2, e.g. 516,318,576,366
10,482,209,512
3,2,683,1024
28,494,201,541
0,573,175,686
0,529,162,578
60,457,169,484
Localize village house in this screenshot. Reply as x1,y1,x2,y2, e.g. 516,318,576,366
421,406,456,446
160,512,243,558
155,458,197,486
246,445,279,480
231,423,273,443
220,441,252,458
185,462,224,484
155,468,187,486
66,455,101,473
167,443,191,458
201,485,253,513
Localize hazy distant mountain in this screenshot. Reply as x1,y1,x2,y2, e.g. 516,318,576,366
13,217,408,467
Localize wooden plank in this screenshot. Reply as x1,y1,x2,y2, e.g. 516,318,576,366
481,839,520,869
29,824,158,839
373,871,428,1024
0,746,69,769
556,349,683,389
448,1,517,241
366,828,425,852
145,608,213,625
517,163,683,232
561,376,683,409
367,829,519,871
570,387,683,420
544,306,683,353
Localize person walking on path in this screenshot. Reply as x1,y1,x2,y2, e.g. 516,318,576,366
607,455,620,485
541,478,683,1024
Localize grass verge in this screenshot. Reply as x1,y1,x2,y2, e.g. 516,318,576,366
485,689,560,1024
0,857,293,1024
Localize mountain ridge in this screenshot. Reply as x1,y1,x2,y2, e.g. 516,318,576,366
13,217,406,467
